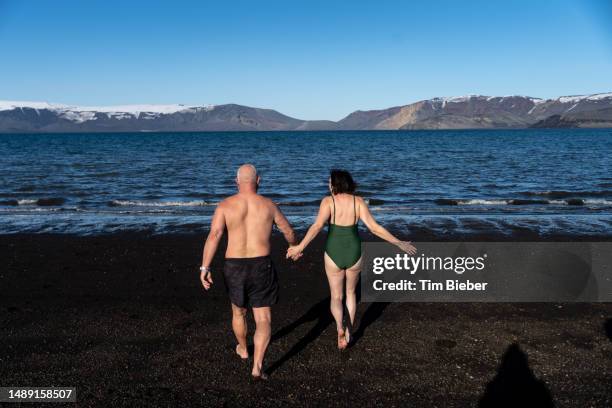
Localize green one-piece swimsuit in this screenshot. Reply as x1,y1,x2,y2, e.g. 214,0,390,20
325,195,361,269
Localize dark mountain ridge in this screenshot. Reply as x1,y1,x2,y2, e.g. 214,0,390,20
1,93,611,133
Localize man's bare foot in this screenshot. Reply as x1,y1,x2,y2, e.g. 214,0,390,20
236,344,249,359
337,330,348,350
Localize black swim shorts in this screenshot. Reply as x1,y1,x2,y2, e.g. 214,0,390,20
223,255,279,308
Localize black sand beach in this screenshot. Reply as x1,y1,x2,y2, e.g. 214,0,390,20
1,233,611,407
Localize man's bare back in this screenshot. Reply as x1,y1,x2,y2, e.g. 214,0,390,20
217,192,293,258
200,165,295,268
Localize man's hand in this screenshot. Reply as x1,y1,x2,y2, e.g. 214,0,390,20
396,241,417,255
200,267,213,290
286,245,303,261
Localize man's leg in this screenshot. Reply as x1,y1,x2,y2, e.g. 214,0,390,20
231,303,249,359
251,306,272,377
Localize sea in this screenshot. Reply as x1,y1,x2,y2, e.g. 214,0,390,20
1,129,611,237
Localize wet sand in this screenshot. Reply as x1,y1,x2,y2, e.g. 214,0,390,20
1,233,611,407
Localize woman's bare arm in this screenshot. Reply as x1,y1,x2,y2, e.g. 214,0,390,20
287,197,331,258
357,197,416,254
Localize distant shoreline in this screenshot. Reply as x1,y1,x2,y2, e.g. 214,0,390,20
2,127,612,135
2,230,611,241
2,93,612,132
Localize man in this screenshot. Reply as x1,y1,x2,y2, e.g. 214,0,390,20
200,164,296,380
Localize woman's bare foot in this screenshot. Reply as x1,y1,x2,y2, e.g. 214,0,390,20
345,327,351,346
251,363,268,380
251,372,269,381
236,344,249,359
337,330,348,350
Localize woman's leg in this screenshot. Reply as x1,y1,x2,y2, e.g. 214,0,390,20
324,252,347,348
345,257,362,329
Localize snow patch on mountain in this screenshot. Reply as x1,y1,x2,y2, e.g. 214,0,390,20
0,101,68,111
59,110,97,123
0,101,216,122
556,93,612,103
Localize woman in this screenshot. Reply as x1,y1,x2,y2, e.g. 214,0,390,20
287,169,416,350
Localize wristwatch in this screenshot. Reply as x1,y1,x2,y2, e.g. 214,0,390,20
199,266,211,273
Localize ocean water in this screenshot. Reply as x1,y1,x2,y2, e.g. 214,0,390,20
1,129,611,236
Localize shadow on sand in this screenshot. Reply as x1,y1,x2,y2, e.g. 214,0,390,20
479,343,554,408
266,297,333,374
350,302,390,345
604,318,612,342
267,300,390,374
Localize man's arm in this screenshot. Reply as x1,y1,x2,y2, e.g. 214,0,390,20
273,204,297,246
200,205,226,290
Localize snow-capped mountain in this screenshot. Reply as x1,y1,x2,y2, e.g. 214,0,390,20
1,93,611,132
0,101,337,132
337,93,612,130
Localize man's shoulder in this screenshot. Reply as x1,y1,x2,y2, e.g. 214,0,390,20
221,193,275,207
217,194,240,208
256,194,277,209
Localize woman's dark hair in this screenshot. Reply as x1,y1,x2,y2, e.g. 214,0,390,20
329,169,356,195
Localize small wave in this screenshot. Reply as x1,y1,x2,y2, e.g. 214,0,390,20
0,199,18,206
461,199,507,205
14,198,66,206
435,199,459,206
564,199,584,206
0,207,68,213
36,197,67,206
278,200,321,207
521,190,612,198
370,206,414,212
584,199,612,205
184,192,219,199
508,199,549,205
277,198,386,207
115,209,177,214
435,198,609,206
108,199,215,207
435,199,507,205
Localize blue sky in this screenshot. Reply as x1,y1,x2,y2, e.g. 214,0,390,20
1,0,611,120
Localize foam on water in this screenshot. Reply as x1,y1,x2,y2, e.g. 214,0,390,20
109,199,216,207
1,129,611,236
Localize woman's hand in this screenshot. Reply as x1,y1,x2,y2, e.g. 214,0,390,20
396,241,417,255
286,245,304,261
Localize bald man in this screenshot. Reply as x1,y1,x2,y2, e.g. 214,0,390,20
200,164,296,380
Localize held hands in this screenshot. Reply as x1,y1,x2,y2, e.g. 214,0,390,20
286,244,304,261
396,241,417,255
200,267,213,290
